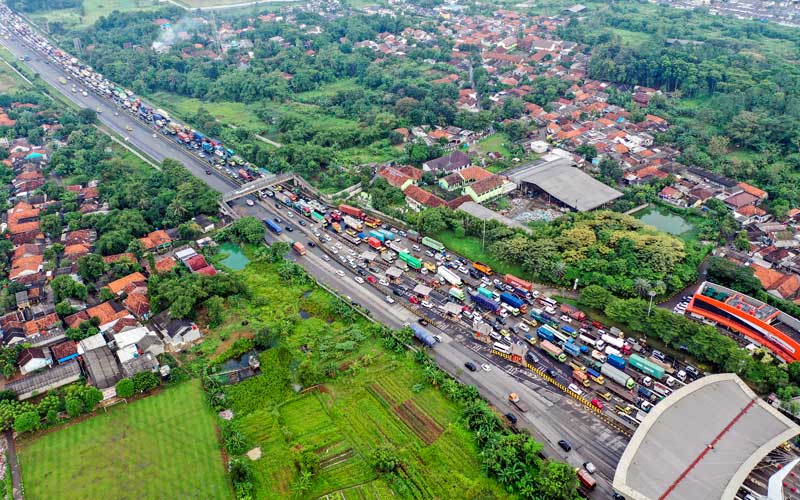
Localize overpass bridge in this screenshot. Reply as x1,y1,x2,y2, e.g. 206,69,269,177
222,173,327,203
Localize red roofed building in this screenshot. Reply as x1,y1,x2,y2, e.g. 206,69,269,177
196,266,216,276
154,255,178,273
107,272,147,296
737,182,768,201
23,313,60,338
404,185,446,211
124,293,151,318
377,166,414,190
751,264,800,300
139,230,173,251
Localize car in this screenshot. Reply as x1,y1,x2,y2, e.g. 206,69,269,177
392,289,403,297
496,315,506,325
652,350,666,362
379,279,389,286
409,296,420,305
322,255,330,262
583,462,596,474
417,318,429,326
298,220,306,226
500,329,510,339
385,295,395,304
557,440,572,452
204,169,212,175
421,301,434,309
275,203,282,209
462,311,473,320
560,314,572,323
518,323,530,333
568,383,583,396
81,90,88,96
331,247,339,254
95,107,102,114
336,270,345,277
464,361,478,372
685,365,700,377
412,245,421,251
307,241,316,248
356,267,366,275
354,276,364,284
481,363,492,372
590,399,604,410
285,226,294,232
246,199,254,207
504,412,518,424
425,250,434,258
126,125,133,131
612,494,626,500
367,276,377,284
286,212,294,218
546,368,558,378
274,217,283,224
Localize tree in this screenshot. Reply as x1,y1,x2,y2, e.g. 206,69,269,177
576,144,597,161
598,158,623,183
77,108,97,124
77,253,108,282
734,231,750,252
50,275,88,303
13,411,39,434
220,216,264,245
579,285,613,310
204,296,225,328
115,378,134,398
132,371,160,393
39,213,62,239
54,300,75,317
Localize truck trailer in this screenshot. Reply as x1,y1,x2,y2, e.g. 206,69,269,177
600,363,635,390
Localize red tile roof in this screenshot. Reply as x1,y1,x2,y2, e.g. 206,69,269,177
404,185,446,208
107,272,147,295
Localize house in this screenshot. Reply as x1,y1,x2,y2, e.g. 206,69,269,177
377,165,415,191
83,345,122,389
724,191,760,210
463,175,510,203
24,313,61,338
51,341,78,364
422,150,471,173
403,185,447,211
107,272,147,296
152,312,202,350
659,186,683,204
734,205,769,226
65,301,133,332
139,230,173,251
19,347,52,375
193,215,215,234
153,255,178,273
6,360,81,400
751,264,800,300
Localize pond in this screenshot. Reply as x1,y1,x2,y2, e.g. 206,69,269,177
218,243,250,270
637,207,695,236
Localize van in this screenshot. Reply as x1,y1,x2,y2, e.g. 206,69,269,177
505,412,518,424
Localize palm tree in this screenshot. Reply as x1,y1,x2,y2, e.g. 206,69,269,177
634,277,652,297
550,261,567,281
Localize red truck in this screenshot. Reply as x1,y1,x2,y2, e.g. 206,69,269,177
504,273,533,292
560,303,586,322
367,237,382,250
292,241,307,256
338,204,365,219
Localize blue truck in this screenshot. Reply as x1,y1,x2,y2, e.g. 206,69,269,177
410,323,436,348
470,294,500,314
499,292,525,310
378,229,396,241
560,324,576,336
537,324,557,342
264,219,282,234
563,341,581,357
368,230,385,242
607,353,626,370
192,130,204,143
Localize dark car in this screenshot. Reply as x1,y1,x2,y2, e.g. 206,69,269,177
496,316,506,325
393,289,403,297
298,220,306,226
469,269,481,279
464,361,478,372
285,226,293,232
307,241,316,248
558,440,572,452
356,268,366,276
546,368,558,378
204,169,212,175
612,494,626,500
274,217,283,224
417,318,429,326
504,412,518,424
274,203,282,209
525,352,539,364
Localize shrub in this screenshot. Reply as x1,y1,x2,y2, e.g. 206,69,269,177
115,378,134,398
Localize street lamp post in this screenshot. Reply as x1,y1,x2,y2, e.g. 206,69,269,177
647,290,656,317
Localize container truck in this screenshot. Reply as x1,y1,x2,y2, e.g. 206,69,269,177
473,261,493,275
499,291,526,311
364,216,381,228
449,287,465,301
378,229,396,241
628,354,666,380
504,273,533,292
559,303,586,321
343,216,363,231
387,241,407,253
572,369,590,387
508,393,528,413
537,324,557,342
607,354,626,370
264,219,282,234
539,340,567,362
600,363,635,390
292,241,307,256
437,267,462,287
422,236,445,252
477,287,494,299
587,368,605,384
367,237,382,250
406,230,420,242
410,323,436,347
398,252,422,270
339,204,365,219
563,341,581,357
368,230,385,242
470,294,501,314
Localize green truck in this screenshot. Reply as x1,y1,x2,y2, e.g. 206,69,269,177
628,354,666,380
421,236,445,252
399,251,422,270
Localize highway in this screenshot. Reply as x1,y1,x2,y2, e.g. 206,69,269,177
0,17,627,496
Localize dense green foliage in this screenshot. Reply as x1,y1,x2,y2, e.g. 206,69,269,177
412,207,706,296
0,383,102,432
7,0,81,12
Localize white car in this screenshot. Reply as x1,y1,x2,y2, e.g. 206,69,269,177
336,270,345,277
379,279,389,286
560,315,572,323
481,363,492,372
518,323,530,333
567,383,583,396
385,295,395,304
322,255,330,262
331,247,339,254
458,266,468,274
354,276,364,284
245,199,254,207
421,301,434,309
286,212,294,218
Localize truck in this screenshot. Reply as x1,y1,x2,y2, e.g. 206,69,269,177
292,241,307,256
473,261,493,275
576,469,596,490
423,261,436,273
387,241,407,253
560,324,577,337
587,368,605,384
572,369,590,387
449,287,465,301
504,273,533,292
537,324,557,342
339,204,365,219
653,381,672,397
470,293,501,314
421,236,445,252
508,393,528,413
368,230,385,242
364,216,381,228
410,323,436,348
311,212,325,224
264,219,283,234
381,251,396,263
343,215,363,231
437,267,462,287
378,229,396,241
559,303,586,322
628,354,666,380
638,386,659,403
477,287,494,299
563,341,581,357
367,237,382,250
606,354,626,370
539,340,568,362
590,349,607,362
399,252,422,270
330,222,343,233
499,291,525,309
406,230,420,242
600,363,635,390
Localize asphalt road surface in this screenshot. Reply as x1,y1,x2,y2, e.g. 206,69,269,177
1,21,628,496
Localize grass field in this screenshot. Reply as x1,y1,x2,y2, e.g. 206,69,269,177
435,228,527,277
149,92,269,132
476,132,511,158
17,381,232,500
31,0,163,29
0,56,31,92
203,251,509,499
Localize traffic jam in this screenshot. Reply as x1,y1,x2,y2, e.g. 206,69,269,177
0,5,264,186
258,184,705,444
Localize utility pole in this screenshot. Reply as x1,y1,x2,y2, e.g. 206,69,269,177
481,219,486,252
647,290,656,317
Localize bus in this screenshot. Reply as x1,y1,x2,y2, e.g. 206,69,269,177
552,329,571,346
539,297,557,308
493,342,511,354
264,219,282,234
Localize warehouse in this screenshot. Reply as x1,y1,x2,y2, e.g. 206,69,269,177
613,373,799,500
507,157,623,212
